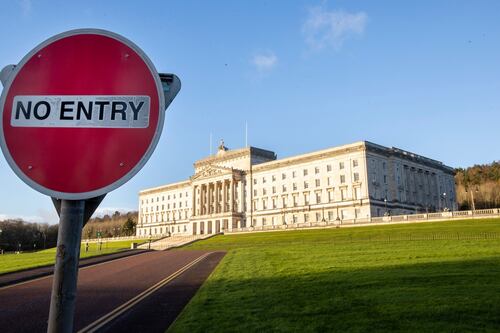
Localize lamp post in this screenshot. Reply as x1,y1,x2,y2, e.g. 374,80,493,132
0,228,3,254
443,192,447,211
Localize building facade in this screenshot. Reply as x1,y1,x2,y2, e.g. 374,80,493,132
137,141,456,237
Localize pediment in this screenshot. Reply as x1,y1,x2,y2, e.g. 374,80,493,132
191,165,234,181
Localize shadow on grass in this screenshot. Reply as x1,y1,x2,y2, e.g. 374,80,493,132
170,256,500,333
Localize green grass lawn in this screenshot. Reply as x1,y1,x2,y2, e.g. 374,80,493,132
0,239,147,275
170,219,500,333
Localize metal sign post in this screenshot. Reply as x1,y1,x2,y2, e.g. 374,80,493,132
0,29,180,333
47,200,85,333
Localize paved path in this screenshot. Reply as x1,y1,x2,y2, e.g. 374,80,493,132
0,249,149,288
0,250,225,333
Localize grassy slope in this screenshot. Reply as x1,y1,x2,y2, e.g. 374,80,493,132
170,219,500,332
0,239,146,275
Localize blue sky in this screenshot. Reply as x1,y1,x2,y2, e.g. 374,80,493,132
0,0,499,223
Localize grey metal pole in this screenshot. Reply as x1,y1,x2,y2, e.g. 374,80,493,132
47,200,85,333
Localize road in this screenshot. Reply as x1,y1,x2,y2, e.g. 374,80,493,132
0,250,225,333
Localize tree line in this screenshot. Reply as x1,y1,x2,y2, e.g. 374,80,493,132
0,220,58,252
0,211,138,252
455,161,500,210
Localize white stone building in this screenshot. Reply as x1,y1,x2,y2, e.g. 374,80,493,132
137,141,456,237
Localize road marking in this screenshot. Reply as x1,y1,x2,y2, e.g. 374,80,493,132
77,252,212,333
0,251,151,291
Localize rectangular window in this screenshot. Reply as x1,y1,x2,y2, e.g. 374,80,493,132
293,183,297,191
328,211,334,220
292,171,296,178
263,188,267,195
272,175,276,181
282,197,287,208
315,179,320,187
303,169,308,176
341,189,346,201
355,208,361,218
293,196,298,207
304,193,309,205
272,186,276,194
179,193,182,198
315,167,320,174
272,198,277,208
253,189,257,196
327,164,332,172
354,187,361,200
354,172,360,182
316,212,321,221
327,177,331,186
262,217,267,225
328,191,333,202
384,175,387,184
263,199,267,209
316,192,321,203
262,177,266,183
340,175,346,183
304,213,309,223
339,162,345,169
282,185,287,192
353,159,358,167
254,179,257,185
282,173,286,180
304,181,309,189
293,215,298,223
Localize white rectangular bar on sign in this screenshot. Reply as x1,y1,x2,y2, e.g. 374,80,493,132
11,95,150,128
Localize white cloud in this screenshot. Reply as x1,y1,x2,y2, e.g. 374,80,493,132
252,52,278,72
302,6,367,51
92,207,136,218
0,213,44,223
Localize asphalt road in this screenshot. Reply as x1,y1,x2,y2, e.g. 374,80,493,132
0,250,225,333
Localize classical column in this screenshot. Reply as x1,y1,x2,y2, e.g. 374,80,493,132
201,184,206,215
230,179,235,212
239,180,244,213
192,185,197,217
223,180,228,213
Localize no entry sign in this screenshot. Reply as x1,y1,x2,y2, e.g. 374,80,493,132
0,29,171,199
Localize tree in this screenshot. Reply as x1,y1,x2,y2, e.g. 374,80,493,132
122,217,136,236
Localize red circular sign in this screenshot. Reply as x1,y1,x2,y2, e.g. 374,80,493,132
0,29,165,199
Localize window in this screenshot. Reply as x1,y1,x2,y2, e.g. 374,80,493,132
293,196,298,207
179,202,182,208
304,213,309,222
304,181,309,189
341,188,346,201
282,197,287,208
315,179,320,187
263,199,267,209
354,172,360,182
328,211,334,220
180,193,182,198
272,198,277,208
327,164,332,172
253,189,257,196
315,167,320,174
316,192,321,203
272,186,276,194
253,201,257,210
254,178,257,185
262,217,267,225
339,162,345,169
355,208,361,218
304,193,309,205
316,212,321,221
383,162,386,170
353,159,358,167
272,175,276,181
293,215,298,223
162,196,164,201
354,187,361,200
262,177,266,183
328,191,334,202
293,183,297,191
263,188,267,195
327,177,331,186
340,175,346,184
384,175,387,184
303,169,308,176
292,171,297,178
282,185,287,192
282,173,286,180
